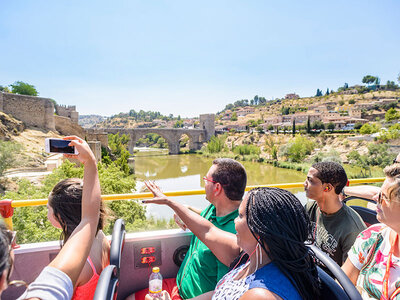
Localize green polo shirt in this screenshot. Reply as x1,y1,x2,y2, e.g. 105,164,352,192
176,204,238,299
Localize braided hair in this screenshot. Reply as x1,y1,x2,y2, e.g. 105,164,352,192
246,187,320,300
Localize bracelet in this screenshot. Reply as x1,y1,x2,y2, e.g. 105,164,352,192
393,158,400,164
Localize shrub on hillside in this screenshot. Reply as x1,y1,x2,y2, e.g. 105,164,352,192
279,135,315,163
359,123,380,134
0,141,21,178
204,135,227,153
232,144,260,156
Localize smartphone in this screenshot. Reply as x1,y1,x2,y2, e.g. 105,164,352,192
45,138,78,154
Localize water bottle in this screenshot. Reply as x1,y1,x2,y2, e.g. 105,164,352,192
149,267,163,298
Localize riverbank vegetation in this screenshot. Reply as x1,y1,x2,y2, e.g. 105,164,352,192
198,131,391,179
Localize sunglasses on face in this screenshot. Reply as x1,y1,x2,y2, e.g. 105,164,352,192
203,176,218,184
377,192,390,205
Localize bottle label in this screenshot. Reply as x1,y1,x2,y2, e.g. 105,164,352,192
149,279,162,294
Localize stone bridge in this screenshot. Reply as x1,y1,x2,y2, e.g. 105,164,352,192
93,114,215,155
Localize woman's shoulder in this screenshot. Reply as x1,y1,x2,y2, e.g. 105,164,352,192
240,288,283,300
357,223,387,241
247,263,301,300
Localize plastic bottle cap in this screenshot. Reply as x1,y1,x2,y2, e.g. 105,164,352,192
152,267,160,273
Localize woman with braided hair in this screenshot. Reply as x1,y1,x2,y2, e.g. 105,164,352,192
146,187,320,300
209,187,320,300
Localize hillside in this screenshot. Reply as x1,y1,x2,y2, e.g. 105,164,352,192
0,111,24,140
217,90,400,127
79,114,107,128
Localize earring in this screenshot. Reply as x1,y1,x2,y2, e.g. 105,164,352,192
255,243,259,272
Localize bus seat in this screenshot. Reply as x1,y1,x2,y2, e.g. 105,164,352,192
343,196,378,227
307,245,362,300
93,265,119,300
110,219,126,277
317,266,350,300
349,205,378,227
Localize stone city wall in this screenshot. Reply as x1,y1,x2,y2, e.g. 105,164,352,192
54,115,85,137
84,129,109,147
0,92,55,130
55,104,79,123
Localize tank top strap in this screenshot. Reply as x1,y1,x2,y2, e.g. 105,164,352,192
86,256,98,275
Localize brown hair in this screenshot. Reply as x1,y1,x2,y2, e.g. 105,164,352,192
48,178,107,245
383,164,400,202
212,158,247,201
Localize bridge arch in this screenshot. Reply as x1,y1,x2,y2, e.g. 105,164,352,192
94,114,215,155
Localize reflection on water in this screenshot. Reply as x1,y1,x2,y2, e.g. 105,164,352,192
134,150,308,219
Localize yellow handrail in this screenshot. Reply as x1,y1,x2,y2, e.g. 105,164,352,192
9,177,385,208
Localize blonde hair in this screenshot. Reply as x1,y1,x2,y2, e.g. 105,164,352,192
383,164,400,202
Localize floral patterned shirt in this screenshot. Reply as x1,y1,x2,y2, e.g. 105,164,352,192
348,224,400,300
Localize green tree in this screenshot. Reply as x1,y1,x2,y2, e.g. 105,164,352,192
385,81,398,91
359,123,380,134
0,141,21,178
107,133,132,175
10,81,38,96
311,120,325,131
315,89,323,97
205,135,226,153
326,88,330,95
354,122,363,130
385,108,400,122
327,122,335,132
349,99,356,104
362,75,377,86
279,135,314,162
230,112,238,121
174,120,184,128
292,119,296,136
306,116,311,134
339,100,345,106
0,85,10,93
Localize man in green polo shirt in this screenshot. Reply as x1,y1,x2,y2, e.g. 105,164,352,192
130,158,247,300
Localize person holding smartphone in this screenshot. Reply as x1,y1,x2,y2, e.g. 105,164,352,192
0,136,102,300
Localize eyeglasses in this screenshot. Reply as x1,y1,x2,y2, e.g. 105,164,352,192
377,192,390,205
203,176,217,184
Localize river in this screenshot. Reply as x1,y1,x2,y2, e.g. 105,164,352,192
133,150,308,220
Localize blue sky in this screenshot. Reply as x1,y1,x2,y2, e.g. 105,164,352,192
1,0,399,117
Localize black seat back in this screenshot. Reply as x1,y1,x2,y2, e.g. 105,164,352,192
344,196,378,227
308,245,362,300
317,266,349,300
110,219,126,276
93,265,119,300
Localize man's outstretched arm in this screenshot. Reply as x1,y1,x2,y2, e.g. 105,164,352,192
143,181,240,266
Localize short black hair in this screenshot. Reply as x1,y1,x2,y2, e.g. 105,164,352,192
311,161,348,194
211,158,247,201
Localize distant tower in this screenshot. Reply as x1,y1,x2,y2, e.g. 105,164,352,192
199,114,215,140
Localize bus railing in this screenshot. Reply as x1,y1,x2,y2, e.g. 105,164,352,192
0,177,385,229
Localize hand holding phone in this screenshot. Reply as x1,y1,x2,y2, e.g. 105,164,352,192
45,138,78,154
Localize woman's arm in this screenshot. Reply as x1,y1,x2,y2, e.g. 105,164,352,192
341,258,360,285
343,185,380,200
48,136,101,286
